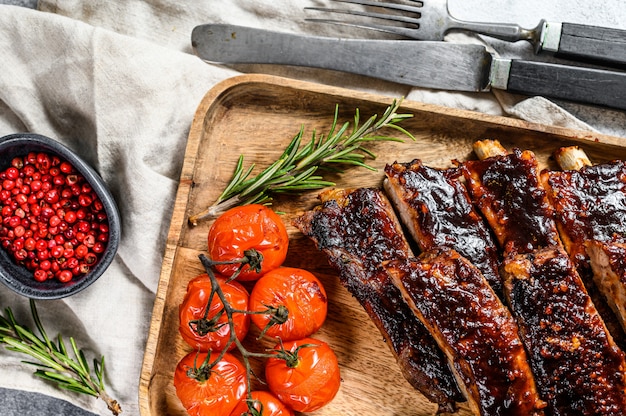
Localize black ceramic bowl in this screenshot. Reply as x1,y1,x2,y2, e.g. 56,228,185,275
0,133,120,299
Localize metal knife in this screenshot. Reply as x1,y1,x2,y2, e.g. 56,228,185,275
191,24,626,111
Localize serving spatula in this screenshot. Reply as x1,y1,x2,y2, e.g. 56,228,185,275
191,24,626,111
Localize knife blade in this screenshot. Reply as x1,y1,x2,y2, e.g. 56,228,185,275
191,24,626,111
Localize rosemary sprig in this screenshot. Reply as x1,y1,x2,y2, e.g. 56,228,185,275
0,300,122,415
188,99,414,225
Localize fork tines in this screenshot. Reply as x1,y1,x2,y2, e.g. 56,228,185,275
305,0,424,37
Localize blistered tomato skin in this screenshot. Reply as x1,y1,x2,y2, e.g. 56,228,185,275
207,204,289,281
265,338,341,413
179,273,250,351
174,351,247,416
249,267,327,341
229,390,294,416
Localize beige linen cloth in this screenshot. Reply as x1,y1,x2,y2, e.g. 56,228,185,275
0,1,625,415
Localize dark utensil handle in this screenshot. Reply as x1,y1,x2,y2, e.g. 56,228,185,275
557,23,626,68
506,60,626,110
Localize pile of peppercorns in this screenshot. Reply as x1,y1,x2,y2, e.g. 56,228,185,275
0,152,109,283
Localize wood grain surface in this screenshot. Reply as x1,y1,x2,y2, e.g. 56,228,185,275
138,74,626,416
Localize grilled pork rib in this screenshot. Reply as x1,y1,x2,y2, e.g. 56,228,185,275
587,241,626,339
502,246,626,415
464,140,626,415
542,158,626,270
383,159,502,295
385,248,546,416
293,188,464,412
462,146,561,256
542,149,626,346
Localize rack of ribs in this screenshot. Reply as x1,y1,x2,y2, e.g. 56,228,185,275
385,248,546,416
383,159,502,296
542,146,626,339
293,187,464,412
463,140,626,415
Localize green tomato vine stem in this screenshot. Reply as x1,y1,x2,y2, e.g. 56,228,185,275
197,253,307,413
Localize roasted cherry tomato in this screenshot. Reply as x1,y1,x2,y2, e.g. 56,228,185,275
249,267,327,341
179,273,250,351
174,351,247,416
207,204,289,281
229,390,294,416
265,338,341,413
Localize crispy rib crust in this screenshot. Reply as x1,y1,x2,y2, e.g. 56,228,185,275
541,160,626,348
541,160,626,269
293,188,464,411
502,246,626,415
384,159,502,295
465,144,626,413
385,248,546,416
587,240,626,333
462,148,561,256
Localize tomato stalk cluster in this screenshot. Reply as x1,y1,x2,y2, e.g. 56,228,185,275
196,251,280,374
177,252,297,416
175,204,339,416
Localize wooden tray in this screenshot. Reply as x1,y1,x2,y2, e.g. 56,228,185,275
139,74,626,416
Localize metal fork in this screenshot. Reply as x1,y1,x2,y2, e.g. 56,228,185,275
305,0,542,44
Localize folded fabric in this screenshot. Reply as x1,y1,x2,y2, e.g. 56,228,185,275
0,5,238,414
0,1,624,415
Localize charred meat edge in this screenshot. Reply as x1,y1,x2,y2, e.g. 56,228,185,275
467,140,626,415
503,246,626,415
385,247,546,416
383,159,502,296
293,187,464,412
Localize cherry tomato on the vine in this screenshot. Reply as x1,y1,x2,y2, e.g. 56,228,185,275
179,273,250,351
249,267,327,341
174,351,247,416
229,390,294,416
207,204,289,281
265,337,341,413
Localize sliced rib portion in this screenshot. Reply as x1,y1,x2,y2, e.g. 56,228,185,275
463,140,626,414
502,246,626,415
542,148,626,347
462,146,561,257
293,188,464,412
542,156,626,270
383,159,502,296
587,240,626,333
385,248,546,416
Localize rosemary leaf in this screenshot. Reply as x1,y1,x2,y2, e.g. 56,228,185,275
95,357,106,390
188,99,414,225
0,300,122,415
